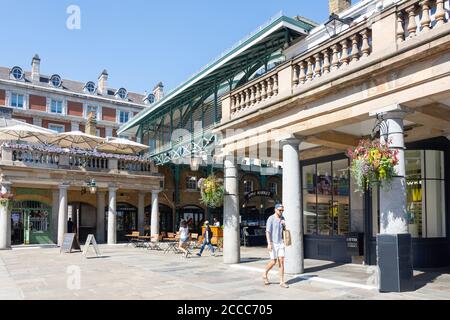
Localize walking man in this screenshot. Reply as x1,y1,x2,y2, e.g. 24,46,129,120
197,221,215,256
263,203,289,288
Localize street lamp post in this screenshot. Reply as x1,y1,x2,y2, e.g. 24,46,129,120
324,13,354,38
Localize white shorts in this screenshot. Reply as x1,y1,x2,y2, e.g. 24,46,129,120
269,243,285,260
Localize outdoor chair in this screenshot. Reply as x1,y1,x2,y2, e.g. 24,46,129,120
146,234,162,251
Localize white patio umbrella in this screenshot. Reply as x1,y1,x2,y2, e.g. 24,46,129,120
0,123,57,144
97,137,149,154
49,131,105,149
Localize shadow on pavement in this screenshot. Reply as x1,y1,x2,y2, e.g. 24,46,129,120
304,262,345,273
413,267,450,290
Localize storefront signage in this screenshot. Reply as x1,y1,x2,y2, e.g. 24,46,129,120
346,232,364,256
244,190,274,202
60,233,81,253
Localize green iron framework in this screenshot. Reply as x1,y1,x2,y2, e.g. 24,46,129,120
120,14,316,165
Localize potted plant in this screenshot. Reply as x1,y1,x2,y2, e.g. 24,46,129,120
198,175,224,208
348,139,399,192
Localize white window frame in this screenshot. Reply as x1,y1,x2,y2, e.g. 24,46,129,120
8,91,27,109
48,123,65,133
48,97,66,115
117,109,131,124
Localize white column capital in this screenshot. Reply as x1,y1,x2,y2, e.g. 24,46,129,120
108,186,118,193
151,189,162,195
0,181,12,193
58,183,70,190
369,104,412,120
279,135,304,147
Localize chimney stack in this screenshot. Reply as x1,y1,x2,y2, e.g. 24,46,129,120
152,82,164,102
329,0,351,15
85,111,97,136
31,54,40,82
97,70,108,95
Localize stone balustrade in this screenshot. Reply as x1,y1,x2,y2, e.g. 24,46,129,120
292,27,372,88
69,155,109,170
397,0,450,42
1,145,155,175
229,69,279,116
118,159,153,172
12,149,60,167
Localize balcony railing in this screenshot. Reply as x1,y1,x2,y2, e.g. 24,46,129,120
397,0,450,42
1,143,156,175
230,69,279,116
292,27,372,88
220,0,450,123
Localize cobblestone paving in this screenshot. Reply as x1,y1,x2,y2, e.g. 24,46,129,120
0,245,449,300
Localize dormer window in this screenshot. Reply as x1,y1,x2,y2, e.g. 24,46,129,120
10,66,24,80
144,93,155,104
50,74,62,88
115,88,128,100
84,81,97,94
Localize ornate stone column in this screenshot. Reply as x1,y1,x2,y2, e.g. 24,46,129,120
52,190,59,244
378,109,408,234
57,183,69,247
107,187,118,245
0,181,12,250
138,192,146,236
96,191,106,243
281,136,304,274
372,105,413,292
223,156,240,264
150,191,160,238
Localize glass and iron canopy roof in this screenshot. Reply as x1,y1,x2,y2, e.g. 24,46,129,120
118,14,316,135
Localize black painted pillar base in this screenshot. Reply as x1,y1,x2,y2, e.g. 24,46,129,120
377,233,415,292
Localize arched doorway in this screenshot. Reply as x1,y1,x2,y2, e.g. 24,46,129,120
145,203,173,234
11,200,52,245
68,202,96,243
105,203,137,242
180,205,205,234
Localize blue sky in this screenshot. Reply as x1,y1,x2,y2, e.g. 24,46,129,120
0,0,329,95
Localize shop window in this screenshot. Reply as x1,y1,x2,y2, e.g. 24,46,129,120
302,158,350,236
372,150,446,238
243,180,254,193
186,176,198,191
269,182,277,195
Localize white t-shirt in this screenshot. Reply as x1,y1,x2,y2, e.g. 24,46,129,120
179,227,189,241
214,222,220,227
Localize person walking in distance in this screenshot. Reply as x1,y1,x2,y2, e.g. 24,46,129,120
196,221,215,257
263,203,289,288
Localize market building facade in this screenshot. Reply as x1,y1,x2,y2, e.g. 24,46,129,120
0,57,165,247
120,0,450,270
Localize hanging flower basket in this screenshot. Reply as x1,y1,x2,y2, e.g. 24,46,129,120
347,139,399,192
0,192,14,211
198,175,224,208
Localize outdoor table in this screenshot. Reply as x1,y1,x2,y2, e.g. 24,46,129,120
163,239,180,254
138,235,151,249
125,234,142,247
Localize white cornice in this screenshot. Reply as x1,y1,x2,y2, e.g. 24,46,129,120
0,78,147,109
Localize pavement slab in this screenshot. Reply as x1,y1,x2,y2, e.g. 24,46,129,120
0,245,449,300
